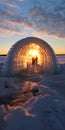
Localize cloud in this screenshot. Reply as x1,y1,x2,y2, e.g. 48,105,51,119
0,24,24,35
0,0,65,38
19,0,24,2
0,0,18,8
28,0,65,38
0,23,25,36
0,9,17,19
0,4,31,36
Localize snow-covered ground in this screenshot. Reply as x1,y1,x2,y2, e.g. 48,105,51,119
0,55,65,130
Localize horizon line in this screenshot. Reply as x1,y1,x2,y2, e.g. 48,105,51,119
0,53,65,56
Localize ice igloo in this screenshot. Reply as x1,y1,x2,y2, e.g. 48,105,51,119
2,37,59,76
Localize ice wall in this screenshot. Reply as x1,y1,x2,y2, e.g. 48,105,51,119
2,37,59,76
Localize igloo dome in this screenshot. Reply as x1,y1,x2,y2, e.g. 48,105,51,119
2,37,59,76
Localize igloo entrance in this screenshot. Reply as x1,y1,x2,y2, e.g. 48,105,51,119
15,43,45,74
2,37,59,76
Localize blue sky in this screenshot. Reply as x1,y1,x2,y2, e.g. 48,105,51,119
0,0,65,54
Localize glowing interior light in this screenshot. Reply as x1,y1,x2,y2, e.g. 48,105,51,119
29,49,39,57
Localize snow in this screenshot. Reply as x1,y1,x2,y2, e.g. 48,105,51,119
0,63,65,130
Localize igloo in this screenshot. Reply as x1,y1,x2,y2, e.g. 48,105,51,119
2,37,59,76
